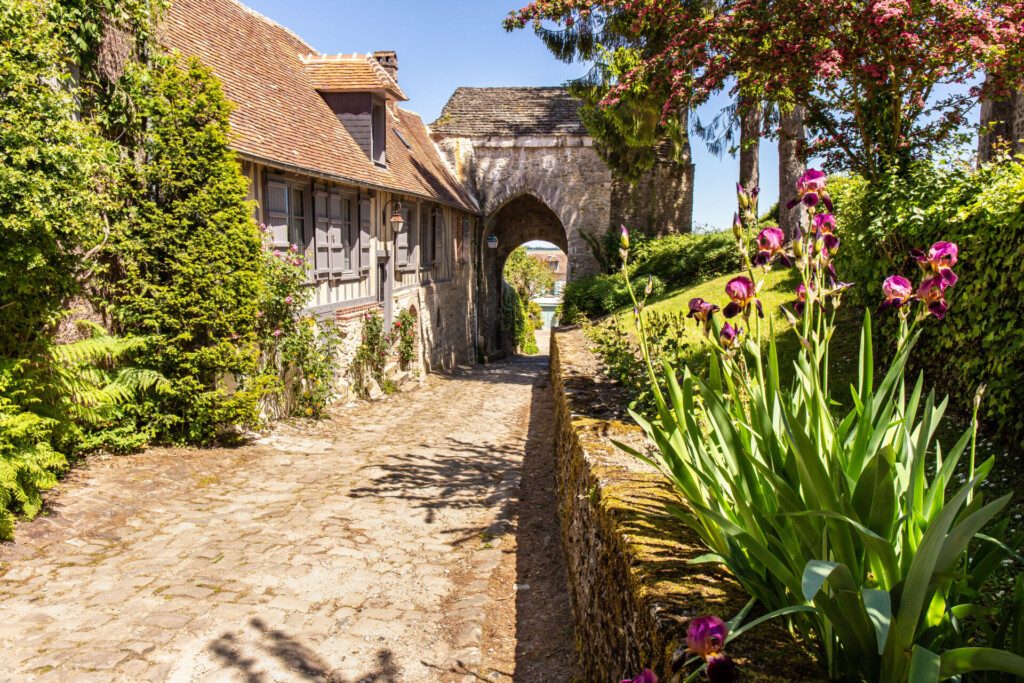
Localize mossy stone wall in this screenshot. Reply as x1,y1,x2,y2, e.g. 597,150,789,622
549,328,823,682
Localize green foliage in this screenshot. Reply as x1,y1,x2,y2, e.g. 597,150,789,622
103,55,266,444
351,310,394,397
278,317,341,419
833,161,1024,447
617,183,1024,679
393,308,418,368
587,311,693,416
501,283,539,355
0,324,165,539
561,230,739,321
0,0,109,358
503,246,556,299
254,241,340,418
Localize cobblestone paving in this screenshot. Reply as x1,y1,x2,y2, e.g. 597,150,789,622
0,355,549,682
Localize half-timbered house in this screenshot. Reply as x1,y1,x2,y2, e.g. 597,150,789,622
162,0,481,392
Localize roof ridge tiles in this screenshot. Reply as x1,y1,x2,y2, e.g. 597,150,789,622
226,0,318,55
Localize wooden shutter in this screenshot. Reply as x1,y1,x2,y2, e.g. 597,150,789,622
266,182,289,248
313,189,330,278
395,207,410,268
328,193,347,276
433,210,445,272
358,196,372,273
420,205,432,268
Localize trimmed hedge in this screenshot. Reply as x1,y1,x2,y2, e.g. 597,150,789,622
832,161,1024,447
561,230,739,321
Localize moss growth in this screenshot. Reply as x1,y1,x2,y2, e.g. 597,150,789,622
550,328,824,681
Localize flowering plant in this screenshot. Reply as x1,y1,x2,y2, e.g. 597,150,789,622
616,173,1024,680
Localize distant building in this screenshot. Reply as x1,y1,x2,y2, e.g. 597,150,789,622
525,244,568,296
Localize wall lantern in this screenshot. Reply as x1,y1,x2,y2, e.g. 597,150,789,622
486,235,498,250
385,200,405,233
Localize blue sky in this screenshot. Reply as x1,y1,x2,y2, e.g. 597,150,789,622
241,0,975,234
242,0,771,232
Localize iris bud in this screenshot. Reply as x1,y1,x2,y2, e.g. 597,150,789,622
620,225,629,249
731,213,743,240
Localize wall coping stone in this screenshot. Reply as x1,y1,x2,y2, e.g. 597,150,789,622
549,327,824,682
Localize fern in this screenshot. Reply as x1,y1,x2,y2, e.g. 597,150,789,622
0,324,166,540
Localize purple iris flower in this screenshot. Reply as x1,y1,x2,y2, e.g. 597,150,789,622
813,212,837,234
787,169,833,211
686,298,720,326
916,275,950,319
793,282,812,315
910,241,958,287
752,226,792,267
719,322,742,349
706,653,739,682
880,275,914,310
812,212,840,252
723,276,763,318
621,670,657,683
687,615,729,658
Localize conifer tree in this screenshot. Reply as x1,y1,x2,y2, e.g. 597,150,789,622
106,55,266,444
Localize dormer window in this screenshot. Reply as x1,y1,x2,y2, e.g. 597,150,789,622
300,52,408,168
371,99,386,167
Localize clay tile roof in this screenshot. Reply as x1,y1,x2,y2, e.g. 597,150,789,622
388,108,476,212
300,54,408,101
431,87,587,137
160,0,474,213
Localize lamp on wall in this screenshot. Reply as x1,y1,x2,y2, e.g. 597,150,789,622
383,199,405,233
486,234,498,250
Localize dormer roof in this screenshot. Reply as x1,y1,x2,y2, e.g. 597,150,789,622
300,53,408,101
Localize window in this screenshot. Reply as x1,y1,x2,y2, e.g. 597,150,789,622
289,188,306,246
461,217,471,264
371,101,386,166
266,180,307,250
313,186,358,279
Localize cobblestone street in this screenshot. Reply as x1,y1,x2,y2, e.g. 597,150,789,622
0,347,572,682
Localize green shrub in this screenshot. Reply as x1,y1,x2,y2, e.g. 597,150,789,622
104,55,266,444
562,230,738,321
0,0,109,358
393,308,418,368
833,161,1024,446
501,283,539,354
617,182,1024,680
351,310,394,396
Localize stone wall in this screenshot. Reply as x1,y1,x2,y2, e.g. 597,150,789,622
435,134,608,278
549,328,823,682
610,158,695,236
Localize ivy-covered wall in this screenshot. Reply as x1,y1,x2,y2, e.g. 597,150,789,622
549,328,823,681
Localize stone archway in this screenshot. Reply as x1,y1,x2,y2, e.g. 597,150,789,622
478,194,568,356
431,86,695,357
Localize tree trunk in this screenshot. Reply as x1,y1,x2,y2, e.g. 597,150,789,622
778,105,807,239
738,97,761,198
978,76,1024,164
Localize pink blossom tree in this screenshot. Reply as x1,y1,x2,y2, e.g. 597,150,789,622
505,0,1024,179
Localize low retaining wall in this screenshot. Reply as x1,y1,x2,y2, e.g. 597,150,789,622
549,328,822,682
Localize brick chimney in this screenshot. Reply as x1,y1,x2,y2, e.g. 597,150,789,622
373,51,398,83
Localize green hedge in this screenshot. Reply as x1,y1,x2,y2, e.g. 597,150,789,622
561,230,739,322
832,161,1024,446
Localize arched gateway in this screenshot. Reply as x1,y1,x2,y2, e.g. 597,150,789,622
431,87,694,356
